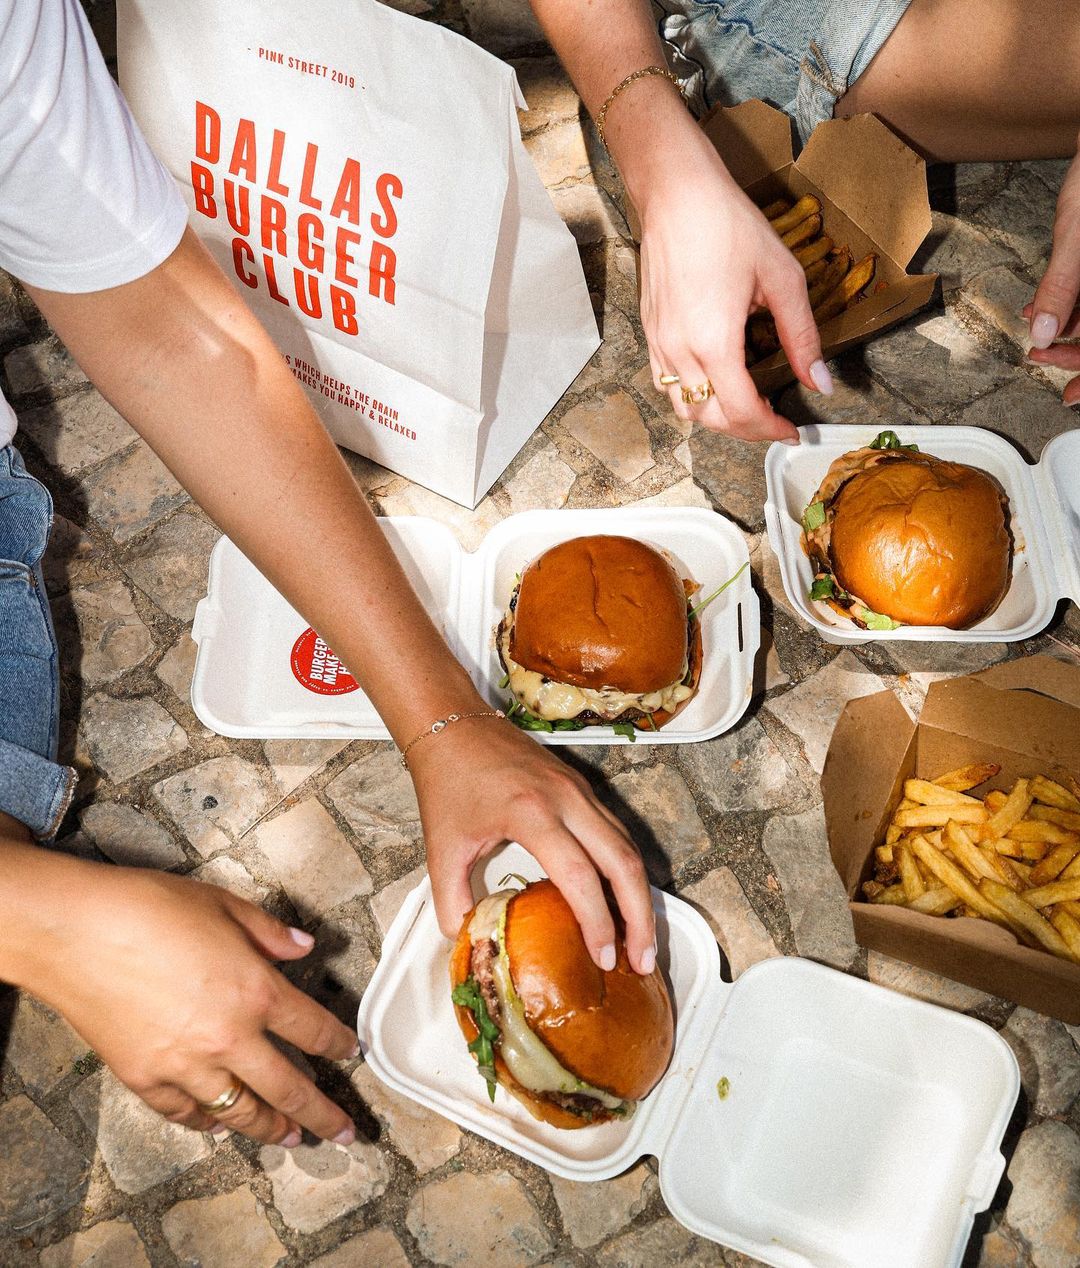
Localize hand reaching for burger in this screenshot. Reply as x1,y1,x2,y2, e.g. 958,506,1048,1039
1025,136,1080,406
407,719,657,977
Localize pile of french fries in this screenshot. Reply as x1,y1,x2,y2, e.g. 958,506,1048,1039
747,193,877,362
863,764,1080,966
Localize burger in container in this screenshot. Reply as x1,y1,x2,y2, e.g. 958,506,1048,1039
357,842,1020,1268
189,506,759,745
763,425,1079,645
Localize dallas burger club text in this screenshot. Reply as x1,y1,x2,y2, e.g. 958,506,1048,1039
189,102,402,336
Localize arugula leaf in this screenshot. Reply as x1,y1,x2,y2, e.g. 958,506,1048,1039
801,501,826,533
506,703,586,734
810,575,835,602
869,430,919,453
858,606,903,631
688,561,750,619
611,721,638,742
552,718,588,732
451,977,500,1102
498,872,530,888
497,672,510,689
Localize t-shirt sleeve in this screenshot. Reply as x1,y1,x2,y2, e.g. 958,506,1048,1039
0,0,189,293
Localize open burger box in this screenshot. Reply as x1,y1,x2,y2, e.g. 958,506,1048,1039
764,424,1080,645
189,505,759,746
358,841,1020,1268
824,655,1080,1024
628,100,937,392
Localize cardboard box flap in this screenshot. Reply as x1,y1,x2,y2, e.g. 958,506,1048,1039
699,99,794,189
972,654,1080,711
821,689,914,891
796,114,932,267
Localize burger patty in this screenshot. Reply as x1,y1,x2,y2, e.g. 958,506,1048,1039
471,937,502,1025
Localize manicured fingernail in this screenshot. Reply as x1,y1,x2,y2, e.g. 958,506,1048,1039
639,945,656,975
809,359,834,395
209,1123,229,1137
348,1039,361,1059
281,1129,302,1148
781,434,801,447
1031,312,1059,349
289,927,315,949
599,944,617,971
333,1125,356,1146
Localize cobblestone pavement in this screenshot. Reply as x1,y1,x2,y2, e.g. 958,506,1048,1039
2,3,1079,1266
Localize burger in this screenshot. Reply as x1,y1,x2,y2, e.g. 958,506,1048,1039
449,879,674,1128
801,431,1012,629
496,535,702,734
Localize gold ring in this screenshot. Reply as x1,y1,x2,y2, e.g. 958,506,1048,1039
681,381,713,405
195,1076,246,1116
658,373,680,386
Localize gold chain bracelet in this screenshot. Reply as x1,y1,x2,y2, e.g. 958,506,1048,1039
595,65,682,151
399,709,506,769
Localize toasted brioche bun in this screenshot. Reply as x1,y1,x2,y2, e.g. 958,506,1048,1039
828,454,1011,628
508,536,688,693
449,880,674,1128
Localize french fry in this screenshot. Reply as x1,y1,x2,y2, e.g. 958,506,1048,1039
793,235,833,268
806,250,852,310
909,834,1011,924
897,844,925,902
978,881,1079,961
1029,804,1080,832
983,850,1026,890
759,198,791,221
904,778,982,808
932,762,1000,792
987,836,1048,861
868,884,909,905
781,212,823,250
985,790,1009,813
770,194,820,234
812,253,876,323
1018,877,1080,909
1060,899,1080,918
1061,853,1080,880
1028,841,1080,887
804,257,830,285
986,778,1032,838
895,805,987,829
944,821,1002,885
1030,775,1080,813
909,887,962,916
875,843,894,866
1006,821,1079,845
1049,908,1080,960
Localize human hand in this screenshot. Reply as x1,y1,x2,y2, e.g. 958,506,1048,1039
636,123,832,440
1025,139,1080,406
18,864,358,1146
407,719,656,975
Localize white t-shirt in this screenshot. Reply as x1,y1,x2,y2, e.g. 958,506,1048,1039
0,0,188,446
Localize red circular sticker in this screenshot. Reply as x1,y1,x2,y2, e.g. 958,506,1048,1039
290,628,360,695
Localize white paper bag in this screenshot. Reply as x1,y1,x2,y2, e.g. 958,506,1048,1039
117,0,599,508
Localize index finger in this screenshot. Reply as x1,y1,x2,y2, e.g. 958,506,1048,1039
524,825,618,970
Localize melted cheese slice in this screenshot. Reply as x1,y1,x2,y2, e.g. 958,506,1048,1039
468,891,627,1112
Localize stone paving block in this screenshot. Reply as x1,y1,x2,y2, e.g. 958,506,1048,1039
973,169,1057,272
880,638,1008,678
78,694,188,784
627,475,711,510
915,211,1016,291
376,482,502,552
550,182,627,245
351,1062,461,1174
523,116,591,188
961,263,1037,352
975,1225,1029,1268
81,442,189,545
192,855,269,906
152,755,280,857
70,1069,211,1195
687,431,770,531
3,995,89,1097
549,1163,655,1249
513,56,582,135
42,514,103,597
262,737,349,795
562,390,655,483
253,798,373,915
764,650,886,775
608,763,710,879
308,1227,411,1267
59,579,155,687
155,635,198,705
17,389,134,474
406,1170,554,1266
0,1096,89,1236
5,337,88,397
259,1137,390,1234
1002,1120,1080,1268
161,1185,287,1268
0,270,28,340
866,953,994,1014
369,863,428,940
122,510,221,623
682,866,780,978
954,375,1076,464
324,748,421,833
38,1216,151,1268
572,307,641,396
677,716,802,814
462,0,545,51
502,438,577,514
80,801,186,869
1002,1008,1080,1117
295,909,378,1019
763,804,859,970
595,1216,723,1267
778,369,928,431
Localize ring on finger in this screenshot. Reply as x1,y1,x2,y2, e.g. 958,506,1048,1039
658,373,680,386
195,1075,246,1117
681,381,713,405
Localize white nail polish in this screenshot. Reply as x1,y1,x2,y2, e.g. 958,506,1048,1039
599,944,617,971
289,927,315,948
781,434,801,446
1031,312,1059,350
639,946,656,975
809,359,834,395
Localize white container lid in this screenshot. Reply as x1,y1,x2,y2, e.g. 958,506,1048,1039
357,843,1019,1268
190,506,759,745
763,424,1070,644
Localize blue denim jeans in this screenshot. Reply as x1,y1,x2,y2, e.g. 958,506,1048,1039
0,444,76,839
658,0,913,142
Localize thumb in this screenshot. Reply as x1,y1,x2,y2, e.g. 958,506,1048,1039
226,895,315,961
1031,193,1080,348
763,255,831,395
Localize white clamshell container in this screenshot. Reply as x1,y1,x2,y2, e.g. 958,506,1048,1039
190,506,759,745
357,843,1020,1268
764,425,1080,645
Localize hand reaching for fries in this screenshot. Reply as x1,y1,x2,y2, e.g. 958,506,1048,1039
864,766,1080,965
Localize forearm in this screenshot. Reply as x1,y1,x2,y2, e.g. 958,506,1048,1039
26,231,483,745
